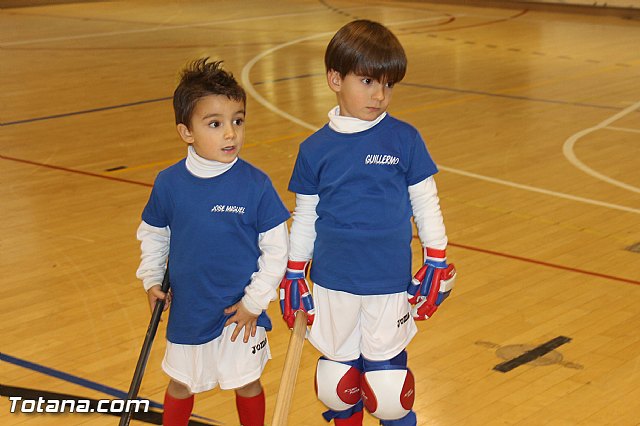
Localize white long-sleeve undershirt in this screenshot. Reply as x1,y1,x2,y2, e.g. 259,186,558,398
408,176,448,250
289,194,319,261
136,145,289,315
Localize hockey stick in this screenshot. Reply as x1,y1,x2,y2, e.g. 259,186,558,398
119,267,170,426
272,311,308,426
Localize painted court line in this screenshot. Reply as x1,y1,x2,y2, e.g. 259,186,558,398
0,9,345,47
448,242,640,286
0,353,157,408
0,155,152,187
0,97,172,127
606,126,640,134
3,152,637,286
563,100,640,194
1,385,164,425
438,165,640,215
0,353,217,423
240,32,640,216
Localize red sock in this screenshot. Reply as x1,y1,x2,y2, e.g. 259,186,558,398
163,392,194,426
334,410,363,426
235,390,265,426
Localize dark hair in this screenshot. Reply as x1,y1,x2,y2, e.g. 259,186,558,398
173,58,246,126
325,20,407,84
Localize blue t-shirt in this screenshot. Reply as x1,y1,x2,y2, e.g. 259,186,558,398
288,115,438,295
142,159,290,345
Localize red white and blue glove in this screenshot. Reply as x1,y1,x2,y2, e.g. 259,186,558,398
279,260,315,329
407,248,456,320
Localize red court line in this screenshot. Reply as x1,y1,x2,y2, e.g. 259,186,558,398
3,153,638,287
0,154,152,188
447,241,640,286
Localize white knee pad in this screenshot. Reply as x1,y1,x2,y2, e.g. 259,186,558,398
361,368,415,420
315,358,362,411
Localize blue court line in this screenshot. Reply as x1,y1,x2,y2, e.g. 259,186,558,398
0,96,172,126
400,82,626,111
256,74,629,111
1,352,160,409
0,352,215,422
253,73,322,85
2,76,632,128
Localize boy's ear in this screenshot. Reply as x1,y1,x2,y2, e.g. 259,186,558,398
177,123,194,144
327,69,342,93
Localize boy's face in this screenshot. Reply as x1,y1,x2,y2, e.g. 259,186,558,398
177,94,245,163
327,70,394,121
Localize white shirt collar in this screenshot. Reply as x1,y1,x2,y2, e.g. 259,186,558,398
185,145,237,178
327,105,387,134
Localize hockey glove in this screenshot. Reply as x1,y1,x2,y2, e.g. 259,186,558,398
407,248,456,320
279,260,315,328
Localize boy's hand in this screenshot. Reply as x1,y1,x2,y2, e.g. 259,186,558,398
147,284,171,313
407,248,456,320
224,301,259,343
279,260,315,329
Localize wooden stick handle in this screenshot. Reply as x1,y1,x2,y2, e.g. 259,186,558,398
272,311,308,426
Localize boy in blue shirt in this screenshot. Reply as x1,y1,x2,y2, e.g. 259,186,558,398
279,20,456,426
137,58,290,426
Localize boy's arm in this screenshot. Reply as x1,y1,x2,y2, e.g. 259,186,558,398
408,176,447,250
289,194,318,261
136,221,170,291
241,222,289,315
407,177,456,320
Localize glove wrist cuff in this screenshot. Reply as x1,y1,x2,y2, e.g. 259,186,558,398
424,247,446,261
286,260,308,272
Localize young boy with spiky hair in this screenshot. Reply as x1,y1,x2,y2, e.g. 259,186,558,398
137,58,290,426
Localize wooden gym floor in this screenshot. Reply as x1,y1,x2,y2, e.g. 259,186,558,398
1,1,639,425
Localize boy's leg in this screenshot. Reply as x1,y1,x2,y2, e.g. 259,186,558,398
161,339,225,425
361,351,416,426
163,379,194,426
235,379,265,426
359,293,419,425
316,357,364,426
307,285,362,361
307,285,364,425
217,324,270,426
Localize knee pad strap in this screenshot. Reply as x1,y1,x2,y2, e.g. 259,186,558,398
321,400,364,422
379,410,417,426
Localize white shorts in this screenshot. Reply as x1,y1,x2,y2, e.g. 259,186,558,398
162,323,271,393
308,284,417,362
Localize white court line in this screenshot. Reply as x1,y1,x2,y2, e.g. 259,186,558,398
0,9,338,47
241,20,640,215
1,5,464,47
241,16,452,132
607,126,640,134
437,166,640,214
241,31,332,132
563,100,640,195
